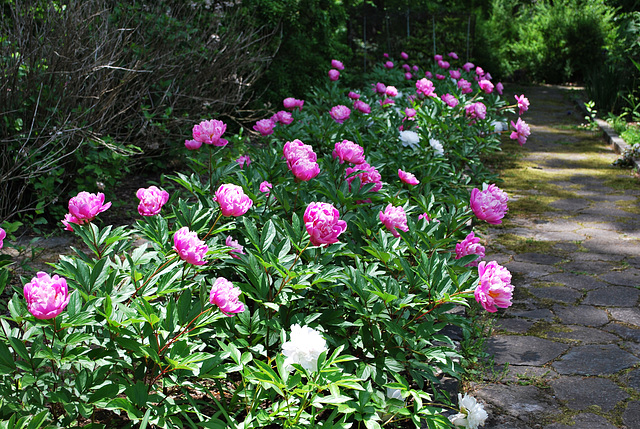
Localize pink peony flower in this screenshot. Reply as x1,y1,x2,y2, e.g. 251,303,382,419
383,53,389,58
259,181,273,195
475,66,485,76
448,52,458,59
470,184,508,225
352,100,370,114
374,82,387,94
379,204,409,237
24,272,70,319
214,184,253,216
510,118,531,146
210,277,245,316
404,107,417,120
496,82,504,95
348,91,361,100
283,97,304,110
185,139,202,150
330,105,351,124
434,54,443,61
465,102,487,121
457,79,472,94
62,191,111,230
225,236,245,259
384,61,394,69
271,110,294,125
192,119,228,146
438,60,450,70
441,93,459,108
474,261,513,312
515,94,530,115
398,169,420,185
418,212,430,221
385,86,398,97
400,51,409,60
136,186,169,217
461,62,474,72
331,59,344,70
449,69,461,80
237,155,251,168
416,78,436,97
404,72,413,80
345,162,382,192
253,119,275,136
412,65,419,72
283,139,316,164
173,227,208,265
333,140,365,165
290,157,321,181
402,64,411,72
435,74,446,80
425,71,433,78
479,79,494,94
304,202,347,247
328,69,340,81
0,227,5,249
455,231,486,267
379,98,395,107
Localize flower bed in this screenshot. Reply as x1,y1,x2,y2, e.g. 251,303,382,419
0,51,530,428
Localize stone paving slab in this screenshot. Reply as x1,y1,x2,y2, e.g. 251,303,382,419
550,376,629,412
544,413,619,429
583,286,640,307
553,304,610,326
552,344,639,375
486,335,569,366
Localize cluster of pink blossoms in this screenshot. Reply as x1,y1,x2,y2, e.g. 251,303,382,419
398,169,419,186
470,184,509,225
416,78,436,97
284,97,304,110
441,93,458,108
24,272,70,319
215,184,253,216
209,277,245,316
510,118,531,146
136,186,169,217
225,236,245,259
465,102,487,121
61,191,112,231
283,139,320,181
259,181,273,195
333,140,365,165
475,261,514,312
509,94,531,145
304,202,347,247
253,119,275,136
379,204,409,237
330,105,351,124
478,79,494,94
186,119,228,149
173,227,208,265
455,232,486,267
458,79,472,94
345,162,383,192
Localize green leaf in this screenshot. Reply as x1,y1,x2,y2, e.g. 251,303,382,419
88,383,121,404
26,410,48,429
7,336,29,361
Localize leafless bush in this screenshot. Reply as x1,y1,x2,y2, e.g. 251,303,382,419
0,0,276,223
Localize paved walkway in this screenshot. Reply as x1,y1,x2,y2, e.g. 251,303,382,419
473,86,640,428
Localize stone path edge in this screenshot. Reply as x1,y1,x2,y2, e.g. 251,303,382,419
575,98,640,170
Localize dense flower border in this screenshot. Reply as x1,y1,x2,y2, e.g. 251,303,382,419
0,50,529,428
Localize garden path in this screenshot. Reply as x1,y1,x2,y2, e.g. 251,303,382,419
473,85,640,429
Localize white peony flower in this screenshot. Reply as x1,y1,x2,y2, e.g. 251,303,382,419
491,120,507,133
448,393,488,429
399,130,421,149
282,324,328,372
429,138,445,156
